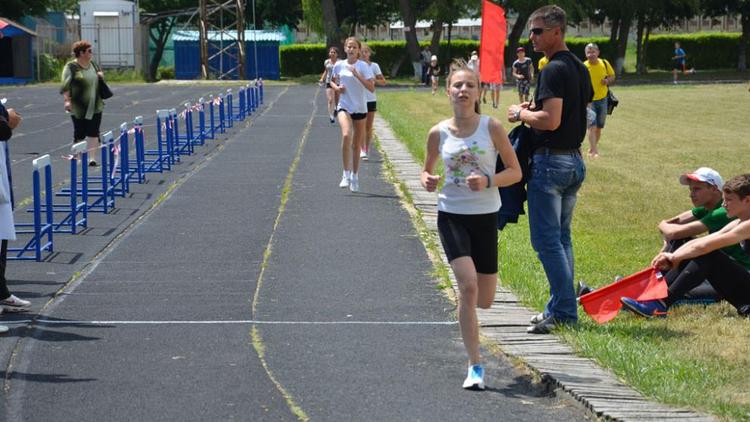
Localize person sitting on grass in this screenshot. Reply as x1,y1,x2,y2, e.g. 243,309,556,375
655,167,750,302
577,167,734,300
620,173,750,319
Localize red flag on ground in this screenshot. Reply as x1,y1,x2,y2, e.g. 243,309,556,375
479,0,506,84
579,268,668,324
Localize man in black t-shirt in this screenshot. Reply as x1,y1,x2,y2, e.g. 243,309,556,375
507,5,593,334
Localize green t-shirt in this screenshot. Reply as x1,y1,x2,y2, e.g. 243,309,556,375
692,205,750,269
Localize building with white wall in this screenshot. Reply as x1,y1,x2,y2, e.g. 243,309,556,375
79,0,139,67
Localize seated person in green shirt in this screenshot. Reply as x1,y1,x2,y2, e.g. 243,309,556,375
621,173,750,318
654,168,750,301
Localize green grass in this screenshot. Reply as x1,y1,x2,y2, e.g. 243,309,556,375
378,83,750,421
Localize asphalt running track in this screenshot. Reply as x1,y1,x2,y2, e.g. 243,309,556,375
0,83,589,421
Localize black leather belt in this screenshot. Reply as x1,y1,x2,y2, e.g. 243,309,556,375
535,146,581,155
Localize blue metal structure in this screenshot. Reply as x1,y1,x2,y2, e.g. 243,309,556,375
173,30,283,80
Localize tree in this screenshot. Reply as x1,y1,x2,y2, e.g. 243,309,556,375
702,0,750,70
140,0,197,81
0,0,48,21
250,0,304,29
422,0,478,57
304,0,397,49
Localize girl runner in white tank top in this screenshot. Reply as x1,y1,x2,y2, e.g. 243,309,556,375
421,60,521,391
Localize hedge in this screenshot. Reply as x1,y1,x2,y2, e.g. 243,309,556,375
280,33,746,77
281,38,618,78
645,33,747,70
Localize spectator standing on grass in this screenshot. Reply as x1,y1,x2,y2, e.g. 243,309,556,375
672,41,695,84
360,43,386,160
582,43,615,158
60,40,107,167
429,55,441,96
467,51,479,74
330,37,375,193
621,174,750,319
421,60,521,390
421,46,432,86
512,46,534,103
507,5,593,334
0,101,33,328
319,47,340,124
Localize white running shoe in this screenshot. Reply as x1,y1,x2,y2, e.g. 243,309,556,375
339,174,350,188
462,364,485,390
359,149,368,160
529,312,545,325
349,174,359,192
1,295,31,312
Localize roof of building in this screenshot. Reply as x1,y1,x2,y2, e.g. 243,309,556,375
173,30,286,43
0,17,38,37
389,18,482,30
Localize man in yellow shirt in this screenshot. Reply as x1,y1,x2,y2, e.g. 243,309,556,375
583,43,615,157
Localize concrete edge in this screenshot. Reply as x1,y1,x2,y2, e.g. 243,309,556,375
372,115,716,422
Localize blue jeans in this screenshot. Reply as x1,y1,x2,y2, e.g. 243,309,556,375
527,151,586,322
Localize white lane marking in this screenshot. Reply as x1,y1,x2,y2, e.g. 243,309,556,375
5,319,457,326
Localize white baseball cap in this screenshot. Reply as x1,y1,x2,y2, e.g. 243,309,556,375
679,167,723,189
431,55,437,61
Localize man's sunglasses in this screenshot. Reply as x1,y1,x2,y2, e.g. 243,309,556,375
529,27,550,36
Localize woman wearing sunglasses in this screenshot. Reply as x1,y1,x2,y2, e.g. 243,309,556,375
60,40,108,167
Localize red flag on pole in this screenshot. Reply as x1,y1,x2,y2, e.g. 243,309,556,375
479,0,506,84
579,268,668,324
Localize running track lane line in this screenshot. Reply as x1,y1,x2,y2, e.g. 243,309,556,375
1,319,458,326
248,86,320,422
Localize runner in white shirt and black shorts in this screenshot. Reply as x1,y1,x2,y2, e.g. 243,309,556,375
360,43,386,161
421,60,521,391
319,47,340,123
330,37,374,193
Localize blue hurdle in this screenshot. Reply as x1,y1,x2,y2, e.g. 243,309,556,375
244,84,252,115
63,131,115,213
253,84,260,111
35,141,89,234
172,107,193,157
237,87,246,120
149,109,176,168
208,95,218,139
107,122,132,197
10,155,54,261
197,98,208,145
217,95,227,134
225,89,234,128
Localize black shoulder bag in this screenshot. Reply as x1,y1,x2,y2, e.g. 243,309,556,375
93,62,114,99
603,59,618,115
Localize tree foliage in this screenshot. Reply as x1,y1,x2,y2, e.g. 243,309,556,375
0,0,48,21
249,0,303,29
701,0,750,70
